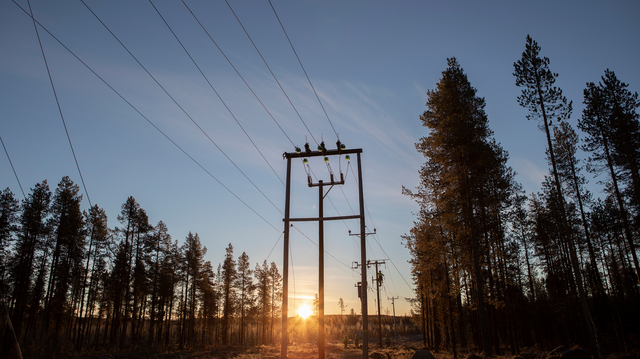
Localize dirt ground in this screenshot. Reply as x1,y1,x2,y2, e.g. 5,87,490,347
61,336,639,359
79,337,425,359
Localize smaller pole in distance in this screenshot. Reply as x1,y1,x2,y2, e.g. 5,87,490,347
388,296,399,340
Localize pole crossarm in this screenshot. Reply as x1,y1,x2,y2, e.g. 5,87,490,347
287,214,361,222
283,148,362,159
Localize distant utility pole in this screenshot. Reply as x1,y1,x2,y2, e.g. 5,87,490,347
282,143,368,359
368,259,386,347
388,296,399,340
351,228,375,348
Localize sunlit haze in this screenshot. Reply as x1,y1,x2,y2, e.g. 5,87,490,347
297,304,313,319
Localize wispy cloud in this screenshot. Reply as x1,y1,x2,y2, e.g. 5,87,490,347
512,157,547,194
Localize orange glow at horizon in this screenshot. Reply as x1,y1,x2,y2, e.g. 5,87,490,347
297,304,313,319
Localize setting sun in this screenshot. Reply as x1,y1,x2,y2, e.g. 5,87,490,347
297,304,313,319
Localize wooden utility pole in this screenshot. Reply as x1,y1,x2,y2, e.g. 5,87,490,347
282,145,366,359
388,296,399,340
368,259,386,347
318,180,325,359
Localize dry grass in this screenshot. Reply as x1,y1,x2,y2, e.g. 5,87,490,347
232,339,423,359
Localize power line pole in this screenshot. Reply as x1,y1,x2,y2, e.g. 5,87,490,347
367,259,386,348
282,144,366,359
350,228,375,352
388,296,399,340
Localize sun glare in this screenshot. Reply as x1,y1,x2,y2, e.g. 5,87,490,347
297,304,313,319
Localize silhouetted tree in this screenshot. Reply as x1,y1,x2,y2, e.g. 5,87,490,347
255,260,270,345
514,35,598,355
580,71,640,285
221,243,236,345
43,176,86,342
406,58,518,354
236,251,253,346
0,188,19,300
10,180,51,340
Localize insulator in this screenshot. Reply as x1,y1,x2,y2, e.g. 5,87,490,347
324,156,329,163
295,147,301,154
345,155,351,161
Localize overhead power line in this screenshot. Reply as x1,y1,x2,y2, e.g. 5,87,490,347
347,155,413,292
223,0,318,146
1,136,26,199
180,0,297,148
80,0,281,215
13,0,280,233
268,0,339,141
27,0,92,208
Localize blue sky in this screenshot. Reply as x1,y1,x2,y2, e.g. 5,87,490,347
1,0,639,317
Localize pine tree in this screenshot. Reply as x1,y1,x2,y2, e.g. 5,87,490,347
600,70,640,210
580,72,640,285
221,243,236,345
42,176,86,342
514,36,599,355
255,260,270,345
0,188,19,300
552,122,603,291
269,262,282,344
10,180,52,339
236,251,253,346
407,57,519,354
180,232,205,347
77,204,109,348
199,260,216,345
146,220,170,344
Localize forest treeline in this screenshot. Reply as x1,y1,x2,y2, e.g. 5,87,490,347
0,180,284,356
403,36,640,357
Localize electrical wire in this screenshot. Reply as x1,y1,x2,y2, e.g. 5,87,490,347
178,2,341,259
265,231,284,261
27,0,92,208
223,0,318,146
290,224,351,272
348,155,413,291
12,0,281,233
268,0,339,141
163,0,358,270
289,238,352,283
180,0,296,148
306,166,354,266
149,0,284,188
89,0,350,280
81,0,282,215
1,136,26,199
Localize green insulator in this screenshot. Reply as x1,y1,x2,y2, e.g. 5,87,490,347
317,145,323,152
324,157,329,163
340,143,346,150
295,147,301,154
303,158,308,164
345,155,350,161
